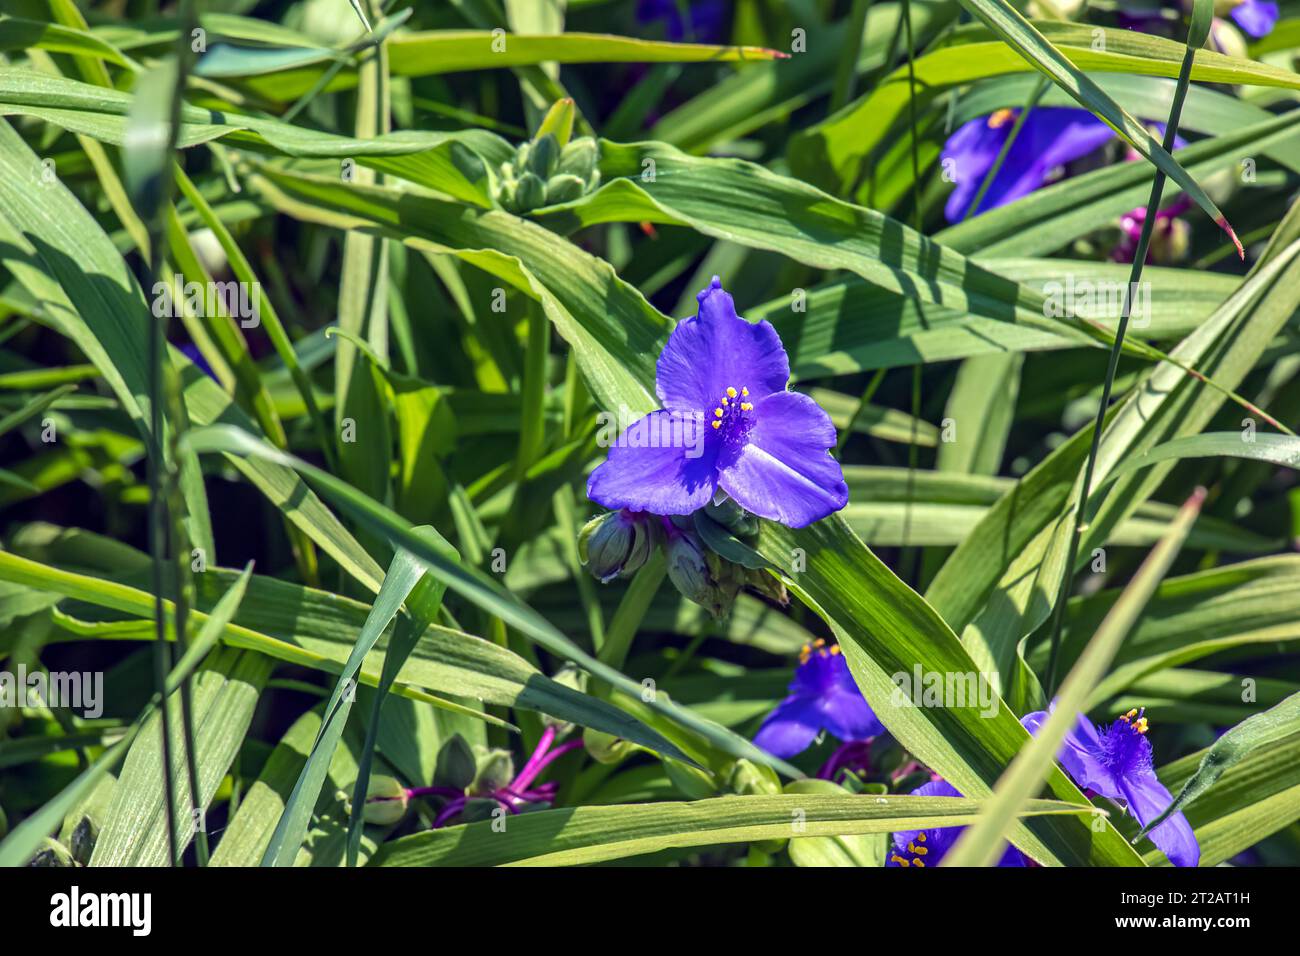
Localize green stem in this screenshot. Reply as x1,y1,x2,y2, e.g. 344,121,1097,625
144,0,200,867
1044,42,1199,697
900,0,923,584
834,367,887,455
831,0,872,112
597,550,667,671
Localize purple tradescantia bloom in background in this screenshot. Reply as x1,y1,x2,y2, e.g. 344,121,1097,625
888,779,1027,867
1229,0,1279,37
753,640,883,758
941,107,1114,222
1117,0,1277,42
180,342,217,381
1022,707,1199,867
587,277,848,528
636,0,728,42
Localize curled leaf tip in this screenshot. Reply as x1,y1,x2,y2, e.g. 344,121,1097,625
1218,217,1245,259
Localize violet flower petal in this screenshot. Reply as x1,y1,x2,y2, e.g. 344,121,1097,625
716,390,848,527
752,694,823,758
1231,0,1279,38
943,108,1113,221
655,277,790,412
1120,775,1200,868
586,409,720,515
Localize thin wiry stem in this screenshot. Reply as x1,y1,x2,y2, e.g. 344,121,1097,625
1044,41,1201,697
900,0,923,584
831,0,872,112
145,0,200,867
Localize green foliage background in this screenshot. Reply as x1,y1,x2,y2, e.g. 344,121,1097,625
2,0,1300,868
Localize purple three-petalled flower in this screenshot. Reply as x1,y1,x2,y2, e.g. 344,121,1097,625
1022,706,1199,867
888,779,1028,867
942,107,1114,222
753,640,883,758
587,277,848,529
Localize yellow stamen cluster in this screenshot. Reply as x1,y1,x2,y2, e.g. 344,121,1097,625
890,832,929,867
797,638,841,665
711,385,754,428
987,108,1016,129
1119,708,1150,735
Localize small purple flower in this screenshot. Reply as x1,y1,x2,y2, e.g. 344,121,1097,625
587,277,848,528
888,779,1027,867
817,739,874,782
1112,194,1193,264
753,640,883,758
180,342,217,381
636,0,728,43
1118,0,1278,41
1022,707,1199,867
381,726,582,828
941,107,1114,221
1229,0,1279,37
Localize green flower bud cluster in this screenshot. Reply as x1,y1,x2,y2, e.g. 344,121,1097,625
580,497,788,619
433,734,519,798
496,134,601,214
664,523,744,620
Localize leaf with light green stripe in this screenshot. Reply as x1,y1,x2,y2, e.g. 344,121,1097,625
1103,433,1300,490
0,549,689,755
0,68,506,206
1146,729,1300,866
220,30,787,100
369,793,1096,867
1039,556,1300,705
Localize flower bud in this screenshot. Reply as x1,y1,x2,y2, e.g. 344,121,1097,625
545,173,587,204
1152,216,1191,265
1209,18,1248,58
28,838,75,867
665,528,739,618
705,495,758,536
514,172,547,212
435,734,477,791
471,748,515,795
744,566,789,606
529,133,560,179
665,759,717,799
513,141,532,174
580,510,660,583
543,665,588,733
68,815,98,866
583,726,636,764
457,796,502,824
363,775,409,825
557,138,599,181
727,758,781,796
